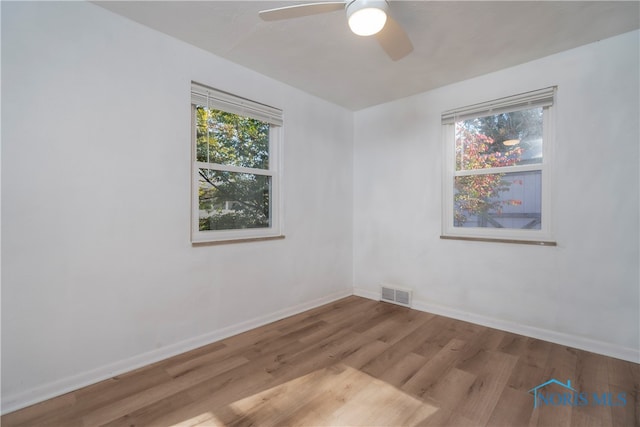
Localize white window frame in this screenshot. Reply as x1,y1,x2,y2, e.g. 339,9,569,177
441,87,556,245
191,82,283,244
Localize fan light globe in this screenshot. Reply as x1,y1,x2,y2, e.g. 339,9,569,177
346,0,388,36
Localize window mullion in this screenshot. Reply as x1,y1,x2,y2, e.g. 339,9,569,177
194,162,274,176
454,163,544,177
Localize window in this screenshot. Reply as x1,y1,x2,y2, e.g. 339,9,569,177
191,82,283,243
441,87,556,245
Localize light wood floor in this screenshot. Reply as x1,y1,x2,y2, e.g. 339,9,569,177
2,296,638,426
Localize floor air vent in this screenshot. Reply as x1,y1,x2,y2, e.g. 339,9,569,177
380,285,412,307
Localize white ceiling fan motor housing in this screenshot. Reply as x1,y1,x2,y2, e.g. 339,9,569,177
346,0,390,36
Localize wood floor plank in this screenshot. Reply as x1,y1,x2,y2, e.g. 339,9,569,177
0,393,78,427
415,407,478,427
151,369,275,426
377,351,429,388
81,355,250,426
300,298,380,331
2,296,637,427
496,333,530,357
455,350,519,425
401,338,467,399
349,301,402,334
268,330,375,383
164,343,239,378
226,369,339,427
424,367,477,410
573,350,614,425
486,385,534,427
298,301,381,344
251,365,372,426
414,316,485,355
241,320,328,361
99,389,195,427
4,365,174,427
340,338,390,370
280,295,373,328
506,338,552,392
359,318,440,378
212,322,283,352
159,341,227,369
411,316,472,358
360,305,433,345
532,344,578,427
608,383,639,427
327,375,437,427
608,357,639,427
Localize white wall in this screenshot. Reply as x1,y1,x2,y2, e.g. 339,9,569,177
1,2,353,412
354,30,639,361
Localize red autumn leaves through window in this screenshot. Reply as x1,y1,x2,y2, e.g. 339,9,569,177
454,124,524,226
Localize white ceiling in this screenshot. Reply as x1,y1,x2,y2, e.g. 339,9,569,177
95,1,640,110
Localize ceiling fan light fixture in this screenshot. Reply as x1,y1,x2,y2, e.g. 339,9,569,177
346,0,389,36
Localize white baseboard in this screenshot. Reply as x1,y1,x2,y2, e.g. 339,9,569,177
1,289,352,415
353,286,379,301
353,287,639,364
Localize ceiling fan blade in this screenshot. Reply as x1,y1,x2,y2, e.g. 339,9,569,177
375,15,413,61
259,2,345,21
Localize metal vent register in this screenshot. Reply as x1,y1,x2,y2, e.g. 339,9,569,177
380,285,412,307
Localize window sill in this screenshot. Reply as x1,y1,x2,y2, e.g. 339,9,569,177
192,235,285,246
440,235,556,246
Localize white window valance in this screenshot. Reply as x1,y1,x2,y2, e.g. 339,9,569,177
191,82,283,126
441,86,556,125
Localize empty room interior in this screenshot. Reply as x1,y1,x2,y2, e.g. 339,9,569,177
1,1,639,426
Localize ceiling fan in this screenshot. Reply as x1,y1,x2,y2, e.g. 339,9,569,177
259,0,413,61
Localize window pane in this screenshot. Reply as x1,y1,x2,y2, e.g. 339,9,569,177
456,107,543,171
198,169,271,231
454,170,541,230
195,106,270,169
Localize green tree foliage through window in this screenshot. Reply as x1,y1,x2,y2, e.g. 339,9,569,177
196,106,272,231
472,109,542,152
196,107,269,168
